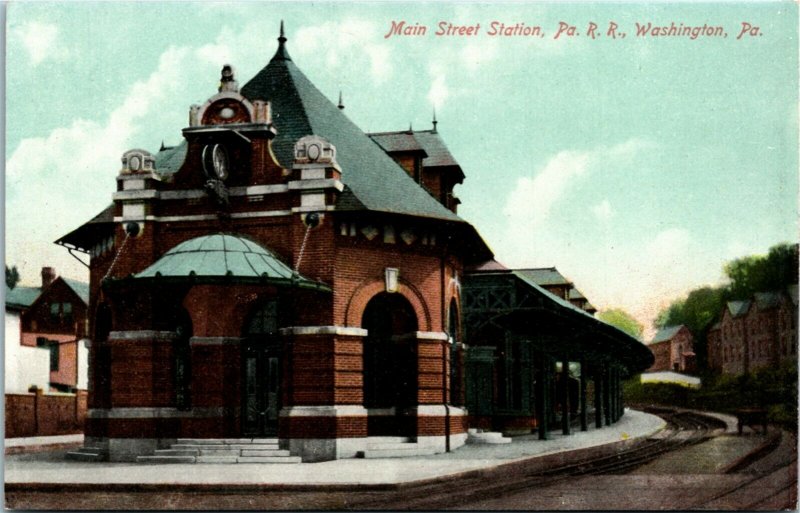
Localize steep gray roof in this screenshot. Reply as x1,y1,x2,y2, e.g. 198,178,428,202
651,325,685,344
63,278,90,305
727,300,751,318
568,288,586,300
413,130,461,169
154,141,188,176
516,267,573,287
369,131,427,154
55,204,114,251
239,36,461,222
5,286,41,310
754,291,781,311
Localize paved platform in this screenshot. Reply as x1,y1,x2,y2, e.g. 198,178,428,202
5,409,664,486
5,434,84,455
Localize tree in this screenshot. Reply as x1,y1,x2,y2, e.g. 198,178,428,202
598,308,643,340
655,300,685,330
724,242,798,300
654,242,797,371
5,265,19,289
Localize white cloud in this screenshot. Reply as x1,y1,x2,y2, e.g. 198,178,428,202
592,200,614,222
503,139,652,234
12,21,65,65
490,138,700,333
6,46,190,284
427,75,449,111
294,19,393,84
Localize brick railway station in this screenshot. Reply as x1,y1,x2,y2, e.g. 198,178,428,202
55,24,652,464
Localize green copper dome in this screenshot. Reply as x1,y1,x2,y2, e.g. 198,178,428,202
133,234,327,290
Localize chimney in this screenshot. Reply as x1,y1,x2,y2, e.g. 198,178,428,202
41,267,56,289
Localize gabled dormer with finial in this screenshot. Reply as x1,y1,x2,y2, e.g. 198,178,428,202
368,112,465,213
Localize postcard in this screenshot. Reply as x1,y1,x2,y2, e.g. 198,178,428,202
5,1,797,510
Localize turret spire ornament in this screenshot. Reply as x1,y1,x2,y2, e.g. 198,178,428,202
218,64,238,93
273,20,292,61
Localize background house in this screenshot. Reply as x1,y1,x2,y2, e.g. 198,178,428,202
646,325,695,373
5,267,90,438
707,286,797,375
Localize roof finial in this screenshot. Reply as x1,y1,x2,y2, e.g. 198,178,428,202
219,64,238,93
273,20,292,61
432,108,438,133
160,140,166,151
408,122,413,133
338,91,345,110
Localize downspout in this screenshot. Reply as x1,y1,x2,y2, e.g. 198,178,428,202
441,243,450,452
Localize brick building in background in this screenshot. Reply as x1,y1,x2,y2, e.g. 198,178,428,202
646,325,695,373
5,267,89,394
707,286,797,375
5,267,90,438
57,26,652,463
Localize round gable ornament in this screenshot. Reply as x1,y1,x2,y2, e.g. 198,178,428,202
307,143,321,162
202,143,229,180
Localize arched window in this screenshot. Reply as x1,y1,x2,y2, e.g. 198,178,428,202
246,300,279,336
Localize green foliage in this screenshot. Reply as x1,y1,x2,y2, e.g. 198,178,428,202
724,242,798,300
654,242,798,370
625,359,798,431
598,308,643,339
654,300,685,330
5,265,19,289
656,287,727,334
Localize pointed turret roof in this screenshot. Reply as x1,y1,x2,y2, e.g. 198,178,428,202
240,25,461,222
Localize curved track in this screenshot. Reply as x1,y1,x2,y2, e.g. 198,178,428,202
348,409,727,510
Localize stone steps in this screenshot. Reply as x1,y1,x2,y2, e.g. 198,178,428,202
176,438,279,445
171,443,280,451
136,438,299,464
238,455,302,463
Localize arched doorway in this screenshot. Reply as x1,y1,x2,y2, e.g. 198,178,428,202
242,299,282,436
362,292,418,436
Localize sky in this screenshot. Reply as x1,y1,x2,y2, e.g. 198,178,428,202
5,2,798,338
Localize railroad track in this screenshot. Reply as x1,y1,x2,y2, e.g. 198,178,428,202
698,429,797,510
348,409,726,510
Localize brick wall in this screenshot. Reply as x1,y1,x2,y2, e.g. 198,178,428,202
647,341,671,372
5,391,87,438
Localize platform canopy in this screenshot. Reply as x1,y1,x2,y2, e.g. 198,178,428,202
131,233,329,291
463,269,654,376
